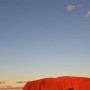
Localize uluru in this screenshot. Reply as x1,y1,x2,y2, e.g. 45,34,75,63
23,76,90,90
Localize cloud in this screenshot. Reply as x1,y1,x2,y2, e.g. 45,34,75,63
0,85,12,89
16,81,27,84
85,10,90,17
0,81,6,84
0,85,22,89
13,86,23,89
66,5,76,11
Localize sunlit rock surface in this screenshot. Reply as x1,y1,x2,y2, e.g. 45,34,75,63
23,76,90,90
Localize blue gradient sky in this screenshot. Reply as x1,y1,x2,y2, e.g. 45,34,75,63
0,0,90,88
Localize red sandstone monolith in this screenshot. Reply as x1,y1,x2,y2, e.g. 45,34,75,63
23,76,90,90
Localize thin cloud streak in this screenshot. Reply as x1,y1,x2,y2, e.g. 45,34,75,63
16,81,27,84
0,85,23,89
0,81,6,84
0,87,23,89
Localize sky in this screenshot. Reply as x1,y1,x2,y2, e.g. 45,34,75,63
0,0,90,89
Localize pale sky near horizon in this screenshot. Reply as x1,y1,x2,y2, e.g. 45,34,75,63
0,0,90,88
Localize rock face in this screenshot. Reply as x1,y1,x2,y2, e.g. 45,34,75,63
23,76,90,90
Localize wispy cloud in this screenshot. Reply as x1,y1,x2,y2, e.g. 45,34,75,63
85,10,90,17
66,3,90,18
66,3,83,12
0,84,23,89
0,86,22,89
16,81,27,84
0,81,6,84
66,4,76,11
0,85,12,89
0,80,26,89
